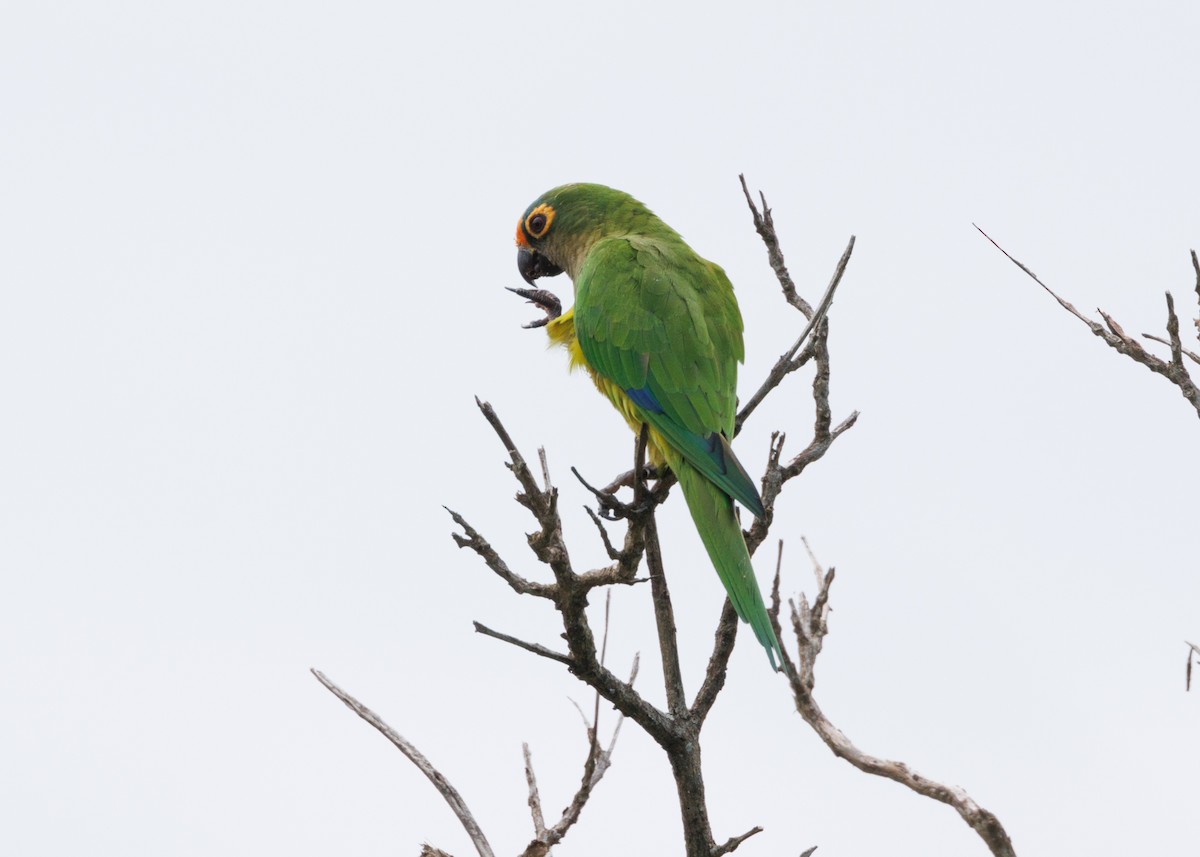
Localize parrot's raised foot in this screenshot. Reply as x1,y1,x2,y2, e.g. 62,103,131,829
506,286,562,329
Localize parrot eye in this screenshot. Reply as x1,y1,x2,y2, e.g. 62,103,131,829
524,204,555,239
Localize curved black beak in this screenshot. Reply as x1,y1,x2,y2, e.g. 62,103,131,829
517,247,564,285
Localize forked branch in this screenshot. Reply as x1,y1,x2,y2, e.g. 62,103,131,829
517,633,637,857
313,608,632,857
311,669,496,857
736,174,856,431
768,545,1017,857
976,227,1200,419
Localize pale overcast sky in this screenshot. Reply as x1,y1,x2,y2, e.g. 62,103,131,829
3,2,1197,855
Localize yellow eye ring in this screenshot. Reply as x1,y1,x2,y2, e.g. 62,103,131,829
524,204,555,239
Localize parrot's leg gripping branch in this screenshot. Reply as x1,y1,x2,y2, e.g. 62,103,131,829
571,424,672,522
601,464,663,495
570,463,670,522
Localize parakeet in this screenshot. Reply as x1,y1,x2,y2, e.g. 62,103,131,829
513,183,783,670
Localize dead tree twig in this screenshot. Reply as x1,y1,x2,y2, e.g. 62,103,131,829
311,669,497,857
767,545,1017,857
517,644,637,857
460,400,723,855
736,175,854,432
975,226,1200,420
314,602,633,857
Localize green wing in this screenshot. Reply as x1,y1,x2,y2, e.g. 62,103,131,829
574,236,764,517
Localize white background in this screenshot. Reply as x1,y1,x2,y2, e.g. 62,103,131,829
2,2,1197,855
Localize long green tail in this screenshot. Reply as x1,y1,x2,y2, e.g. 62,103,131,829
673,457,783,671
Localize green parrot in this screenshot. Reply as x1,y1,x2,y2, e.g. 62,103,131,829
512,183,783,670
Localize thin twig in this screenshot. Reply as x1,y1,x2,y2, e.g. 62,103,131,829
738,174,809,313
521,653,641,857
712,826,764,856
538,447,553,493
584,506,622,561
632,427,688,720
690,600,739,725
771,547,1017,857
471,406,675,743
473,621,574,666
767,542,801,683
737,232,855,429
1141,333,1200,366
645,508,688,717
596,590,612,732
523,744,549,841
1191,250,1200,335
794,691,1015,856
975,227,1200,419
311,669,497,857
1166,291,1186,372
447,507,556,599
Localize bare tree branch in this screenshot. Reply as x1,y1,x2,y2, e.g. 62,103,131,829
447,507,556,599
975,226,1200,420
1192,249,1200,338
736,175,855,430
1187,641,1200,691
522,744,549,845
472,621,574,667
538,447,553,493
518,629,638,857
572,434,654,590
768,544,800,683
463,401,675,745
311,669,497,857
691,600,739,725
767,552,1017,857
527,659,638,855
1141,333,1200,366
316,603,631,857
738,174,811,314
645,510,688,717
584,506,622,561
711,826,764,856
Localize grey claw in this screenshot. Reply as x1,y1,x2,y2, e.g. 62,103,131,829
506,285,562,328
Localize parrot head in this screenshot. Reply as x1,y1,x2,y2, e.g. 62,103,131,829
511,184,667,327
514,183,665,283
515,185,595,287
515,199,564,285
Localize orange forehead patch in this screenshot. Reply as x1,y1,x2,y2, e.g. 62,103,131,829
515,222,529,248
